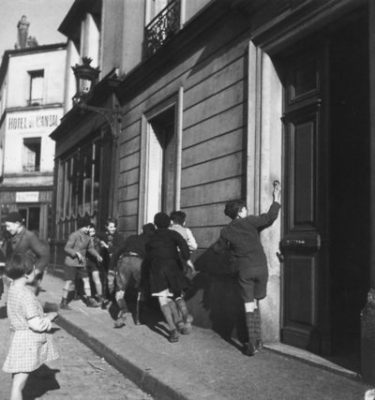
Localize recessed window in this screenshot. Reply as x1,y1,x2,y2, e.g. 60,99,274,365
146,106,177,219
28,69,44,106
23,137,41,172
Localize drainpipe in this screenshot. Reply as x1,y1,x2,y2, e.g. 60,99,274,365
361,0,375,383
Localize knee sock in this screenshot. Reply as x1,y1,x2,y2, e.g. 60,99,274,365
175,297,191,323
169,300,183,326
116,290,128,315
160,303,176,331
254,308,262,342
245,312,257,346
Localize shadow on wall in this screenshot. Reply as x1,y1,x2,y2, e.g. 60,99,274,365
185,243,247,343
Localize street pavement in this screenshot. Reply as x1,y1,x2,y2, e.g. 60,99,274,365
0,298,153,399
1,272,373,400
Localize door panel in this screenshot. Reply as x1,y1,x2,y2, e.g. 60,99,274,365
280,49,329,353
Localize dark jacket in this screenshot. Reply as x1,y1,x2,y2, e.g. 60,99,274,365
145,228,190,294
111,232,153,269
97,230,123,270
97,231,123,257
2,227,50,273
220,201,281,268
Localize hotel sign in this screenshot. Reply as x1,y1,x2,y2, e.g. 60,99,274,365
16,191,39,202
7,109,62,133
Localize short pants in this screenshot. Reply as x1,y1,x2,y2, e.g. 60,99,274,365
237,261,268,302
64,265,88,281
116,256,142,291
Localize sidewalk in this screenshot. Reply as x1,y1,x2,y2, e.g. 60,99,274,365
38,272,370,400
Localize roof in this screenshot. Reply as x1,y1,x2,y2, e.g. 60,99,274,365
0,42,67,90
58,0,102,49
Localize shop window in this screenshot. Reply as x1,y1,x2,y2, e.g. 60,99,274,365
56,140,102,239
28,69,44,106
22,137,41,172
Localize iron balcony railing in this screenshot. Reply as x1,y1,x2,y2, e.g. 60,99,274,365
144,0,181,58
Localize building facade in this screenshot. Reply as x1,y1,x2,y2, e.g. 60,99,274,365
0,20,67,241
51,0,375,376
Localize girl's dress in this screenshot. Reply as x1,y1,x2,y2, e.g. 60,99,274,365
2,284,59,373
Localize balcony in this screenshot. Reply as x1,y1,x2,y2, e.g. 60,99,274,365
27,98,43,107
144,0,181,58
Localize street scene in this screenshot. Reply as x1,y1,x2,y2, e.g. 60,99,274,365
0,296,153,400
0,0,375,399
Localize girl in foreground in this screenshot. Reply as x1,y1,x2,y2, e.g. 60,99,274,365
3,253,59,400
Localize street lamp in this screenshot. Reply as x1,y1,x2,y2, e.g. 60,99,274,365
72,57,100,104
71,57,122,219
71,57,121,139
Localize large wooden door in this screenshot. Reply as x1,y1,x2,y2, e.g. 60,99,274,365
279,48,331,353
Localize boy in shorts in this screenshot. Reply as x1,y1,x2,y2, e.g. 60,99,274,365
60,216,103,309
219,181,281,356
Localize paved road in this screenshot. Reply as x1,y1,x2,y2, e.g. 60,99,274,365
0,304,153,400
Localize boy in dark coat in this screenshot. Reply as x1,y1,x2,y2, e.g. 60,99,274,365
145,212,193,342
97,218,123,299
2,211,50,294
218,182,281,356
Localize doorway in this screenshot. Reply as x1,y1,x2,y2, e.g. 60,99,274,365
278,15,369,369
145,106,178,222
19,206,40,234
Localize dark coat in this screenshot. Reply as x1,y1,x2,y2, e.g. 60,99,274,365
145,228,190,295
220,201,281,269
2,227,50,274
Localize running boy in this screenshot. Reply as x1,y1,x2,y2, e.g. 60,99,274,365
145,212,193,343
60,216,103,309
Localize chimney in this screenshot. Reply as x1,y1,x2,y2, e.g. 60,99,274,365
16,15,30,49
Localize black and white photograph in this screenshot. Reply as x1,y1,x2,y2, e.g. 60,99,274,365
0,0,374,399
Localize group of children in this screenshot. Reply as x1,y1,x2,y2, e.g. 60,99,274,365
1,182,282,399
59,210,198,343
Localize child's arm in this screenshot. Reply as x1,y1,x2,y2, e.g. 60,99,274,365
186,259,196,275
186,228,198,252
28,315,53,332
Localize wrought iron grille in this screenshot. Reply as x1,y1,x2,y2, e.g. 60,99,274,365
144,0,181,58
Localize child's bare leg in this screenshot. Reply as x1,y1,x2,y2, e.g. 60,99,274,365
92,271,103,297
158,297,179,342
114,289,128,328
60,280,74,309
169,300,184,331
82,277,99,307
10,372,29,400
175,296,193,334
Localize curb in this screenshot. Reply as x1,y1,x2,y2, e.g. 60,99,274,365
54,311,229,400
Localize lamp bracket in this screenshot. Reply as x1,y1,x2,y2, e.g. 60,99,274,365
76,102,122,140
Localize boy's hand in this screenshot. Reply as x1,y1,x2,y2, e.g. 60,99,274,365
186,260,197,277
272,180,281,203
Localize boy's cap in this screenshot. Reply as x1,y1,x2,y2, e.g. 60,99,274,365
77,215,91,228
5,212,24,223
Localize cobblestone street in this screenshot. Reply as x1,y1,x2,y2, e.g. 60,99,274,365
0,305,153,400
